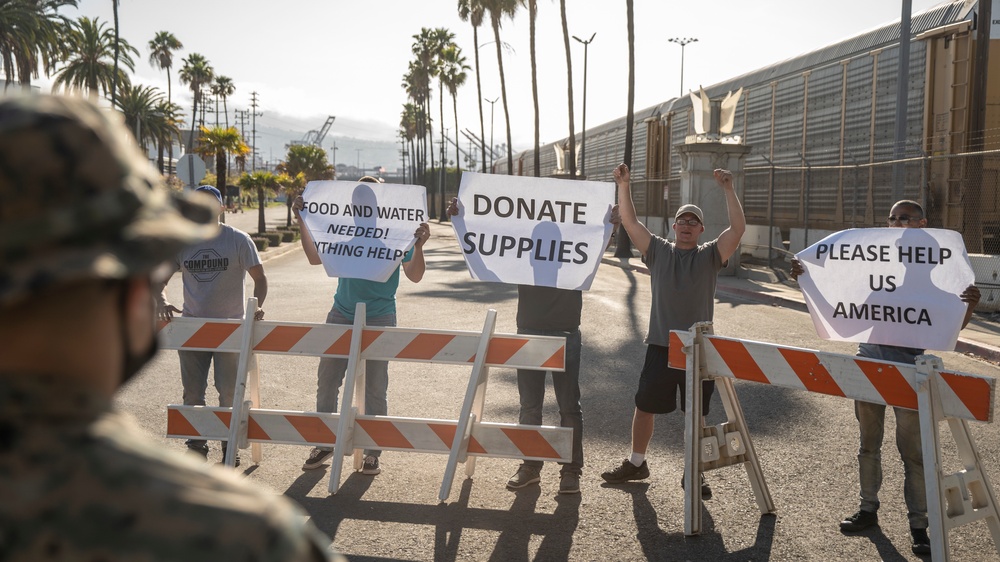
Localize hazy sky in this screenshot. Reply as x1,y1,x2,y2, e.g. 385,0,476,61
50,0,949,151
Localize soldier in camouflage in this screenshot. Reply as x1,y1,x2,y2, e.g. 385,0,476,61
0,95,341,561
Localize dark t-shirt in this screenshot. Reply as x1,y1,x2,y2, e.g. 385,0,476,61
645,237,722,346
516,285,582,332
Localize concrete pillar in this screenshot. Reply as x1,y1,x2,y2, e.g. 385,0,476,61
676,142,752,276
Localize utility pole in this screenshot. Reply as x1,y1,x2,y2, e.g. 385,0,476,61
573,32,596,177
330,141,338,180
234,108,248,143
668,37,698,97
356,148,363,178
249,92,262,172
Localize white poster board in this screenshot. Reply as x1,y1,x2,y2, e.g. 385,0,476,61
451,172,615,291
299,181,426,283
795,228,975,351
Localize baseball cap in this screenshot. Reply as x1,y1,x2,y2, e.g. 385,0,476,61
195,185,224,205
0,95,219,307
674,204,704,223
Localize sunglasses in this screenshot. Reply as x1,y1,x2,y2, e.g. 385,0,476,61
675,218,702,226
887,214,920,224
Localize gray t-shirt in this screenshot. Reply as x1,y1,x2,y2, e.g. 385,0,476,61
645,236,722,346
174,224,262,319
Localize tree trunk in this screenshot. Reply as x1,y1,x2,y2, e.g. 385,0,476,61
216,149,227,224
530,0,540,177
616,0,636,261
493,20,513,175
111,0,120,106
257,187,266,234
473,25,486,173
560,0,576,178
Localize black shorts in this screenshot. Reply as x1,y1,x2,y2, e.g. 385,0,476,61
634,344,714,414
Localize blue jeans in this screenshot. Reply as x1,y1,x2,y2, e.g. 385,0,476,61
516,328,583,475
179,349,239,448
315,306,394,457
856,343,927,529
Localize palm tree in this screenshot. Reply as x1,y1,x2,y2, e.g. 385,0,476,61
0,0,76,89
212,75,235,129
483,0,520,175
114,83,165,152
457,0,487,173
399,103,420,184
196,126,249,223
275,171,306,227
441,44,469,185
238,171,279,234
412,28,439,198
559,0,576,178
149,99,183,175
529,0,540,176
615,0,636,259
148,30,183,173
52,16,137,98
110,0,119,105
178,52,213,152
432,27,455,217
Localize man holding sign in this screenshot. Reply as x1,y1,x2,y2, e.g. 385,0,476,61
448,172,616,495
293,176,430,475
791,199,979,555
601,164,745,502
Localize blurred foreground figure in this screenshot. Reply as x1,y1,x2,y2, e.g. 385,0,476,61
0,95,339,561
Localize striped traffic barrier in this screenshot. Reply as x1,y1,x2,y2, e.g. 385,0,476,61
159,299,570,501
670,322,1000,561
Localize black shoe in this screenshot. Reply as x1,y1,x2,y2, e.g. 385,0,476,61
840,510,878,532
302,447,334,470
910,527,931,555
186,443,209,459
601,459,650,483
681,474,713,500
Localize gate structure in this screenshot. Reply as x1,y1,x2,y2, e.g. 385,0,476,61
669,322,999,561
159,298,572,502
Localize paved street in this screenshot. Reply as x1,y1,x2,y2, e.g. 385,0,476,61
129,211,1000,561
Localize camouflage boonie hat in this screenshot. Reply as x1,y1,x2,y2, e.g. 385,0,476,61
0,94,219,306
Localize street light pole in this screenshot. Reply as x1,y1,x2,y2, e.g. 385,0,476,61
484,97,498,173
668,37,698,97
572,32,596,177
356,148,362,178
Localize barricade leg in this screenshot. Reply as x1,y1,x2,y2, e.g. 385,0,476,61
224,298,258,468
440,310,497,502
248,354,262,464
683,323,708,536
714,377,773,515
328,303,367,494
352,362,366,472
917,357,1000,561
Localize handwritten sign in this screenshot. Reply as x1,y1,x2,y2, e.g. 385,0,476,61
451,172,615,291
795,227,975,350
299,181,426,282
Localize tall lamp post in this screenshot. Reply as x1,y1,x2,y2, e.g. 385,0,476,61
485,96,498,172
668,37,698,97
572,32,596,177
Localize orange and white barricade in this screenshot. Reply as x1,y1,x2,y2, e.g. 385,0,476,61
670,322,999,561
159,298,570,501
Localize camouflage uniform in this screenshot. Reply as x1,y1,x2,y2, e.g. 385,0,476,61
0,95,342,561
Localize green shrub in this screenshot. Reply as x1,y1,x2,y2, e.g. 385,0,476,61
252,237,269,251
281,231,296,243
265,232,282,247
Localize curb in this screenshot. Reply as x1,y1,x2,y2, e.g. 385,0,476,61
259,240,302,264
600,257,1000,365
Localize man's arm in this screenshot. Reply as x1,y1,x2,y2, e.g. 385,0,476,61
153,267,181,321
714,169,746,262
960,284,981,329
612,163,652,256
292,195,322,265
248,264,268,320
402,222,430,283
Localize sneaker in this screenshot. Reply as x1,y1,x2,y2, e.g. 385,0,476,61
910,527,931,555
601,459,650,483
506,465,541,489
361,455,381,475
558,472,581,495
839,510,878,532
302,447,334,470
220,446,241,468
681,474,713,500
186,443,209,459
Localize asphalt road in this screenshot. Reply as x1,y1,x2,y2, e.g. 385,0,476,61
123,225,1000,561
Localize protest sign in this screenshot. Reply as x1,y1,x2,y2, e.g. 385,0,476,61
795,227,974,350
451,172,615,291
299,181,426,283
